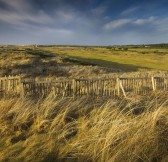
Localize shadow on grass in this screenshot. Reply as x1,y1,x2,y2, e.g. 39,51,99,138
25,48,56,58
13,48,151,73
10,60,70,77
38,49,150,72
58,55,151,72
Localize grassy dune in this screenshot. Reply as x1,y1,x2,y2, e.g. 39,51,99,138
1,94,168,162
1,45,168,162
0,45,168,79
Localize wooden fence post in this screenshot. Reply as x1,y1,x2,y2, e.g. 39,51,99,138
151,77,156,91
17,76,22,96
0,76,168,98
72,79,76,98
119,80,127,97
116,78,120,96
62,83,68,98
7,76,11,91
20,82,25,97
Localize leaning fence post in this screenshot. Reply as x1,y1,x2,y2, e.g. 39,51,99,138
119,80,127,97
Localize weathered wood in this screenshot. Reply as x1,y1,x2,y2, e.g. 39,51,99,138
0,76,21,97
1,76,168,98
151,77,156,91
72,79,76,98
116,78,120,96
119,80,127,97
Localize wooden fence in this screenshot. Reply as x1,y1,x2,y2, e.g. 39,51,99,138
21,77,168,98
22,80,73,98
0,76,21,97
117,77,168,97
0,76,168,98
73,78,117,97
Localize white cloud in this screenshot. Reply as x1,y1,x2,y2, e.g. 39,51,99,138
133,16,155,25
0,0,75,38
121,6,140,16
53,9,77,23
0,0,54,28
134,19,147,25
38,27,73,35
104,19,132,30
154,17,168,32
104,16,156,30
0,1,167,45
0,9,53,26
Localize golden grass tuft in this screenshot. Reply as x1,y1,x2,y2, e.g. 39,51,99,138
0,93,168,161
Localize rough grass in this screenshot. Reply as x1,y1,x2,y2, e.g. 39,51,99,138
1,45,168,162
1,46,168,81
1,93,168,162
1,45,168,78
0,46,119,78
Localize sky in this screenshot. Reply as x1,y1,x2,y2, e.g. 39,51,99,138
0,0,168,45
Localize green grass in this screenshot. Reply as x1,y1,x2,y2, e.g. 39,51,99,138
0,46,168,77
41,46,168,71
0,45,168,78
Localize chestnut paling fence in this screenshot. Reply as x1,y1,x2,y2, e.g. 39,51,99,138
0,76,21,97
0,76,168,98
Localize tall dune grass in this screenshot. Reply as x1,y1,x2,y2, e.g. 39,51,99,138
0,93,168,162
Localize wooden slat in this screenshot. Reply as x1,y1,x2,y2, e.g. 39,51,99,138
1,76,168,98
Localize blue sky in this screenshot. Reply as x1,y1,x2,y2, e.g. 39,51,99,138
0,0,168,45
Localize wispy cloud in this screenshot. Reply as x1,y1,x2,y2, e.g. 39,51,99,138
104,16,156,30
0,0,168,45
0,0,53,27
35,27,73,35
0,0,32,12
0,0,79,36
154,17,168,32
55,10,75,22
121,6,140,16
0,10,53,26
133,16,155,25
104,19,132,30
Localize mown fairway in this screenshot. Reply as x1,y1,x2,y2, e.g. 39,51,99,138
42,46,168,71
